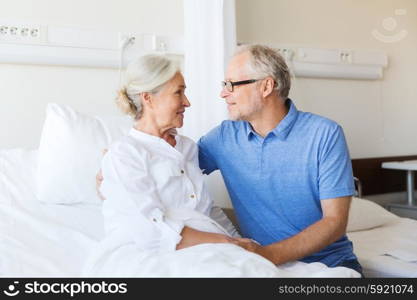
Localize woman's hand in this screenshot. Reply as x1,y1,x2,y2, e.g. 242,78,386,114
95,169,105,200
95,149,108,200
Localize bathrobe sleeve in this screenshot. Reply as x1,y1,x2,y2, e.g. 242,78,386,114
209,206,241,238
100,141,184,252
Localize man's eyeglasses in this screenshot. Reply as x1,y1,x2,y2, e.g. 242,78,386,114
221,79,259,93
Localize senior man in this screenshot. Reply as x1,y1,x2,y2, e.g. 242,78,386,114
197,44,362,276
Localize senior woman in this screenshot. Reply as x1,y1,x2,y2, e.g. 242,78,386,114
95,54,241,260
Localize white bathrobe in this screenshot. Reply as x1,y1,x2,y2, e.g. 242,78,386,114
99,128,240,250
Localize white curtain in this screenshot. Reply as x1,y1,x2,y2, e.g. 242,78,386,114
181,0,237,141
181,0,237,209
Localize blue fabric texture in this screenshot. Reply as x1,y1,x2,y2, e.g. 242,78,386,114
198,99,357,267
337,259,364,277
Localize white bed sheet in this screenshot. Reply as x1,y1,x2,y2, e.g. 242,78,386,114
348,218,417,277
0,149,104,277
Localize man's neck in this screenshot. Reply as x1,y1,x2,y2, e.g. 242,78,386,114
248,98,289,137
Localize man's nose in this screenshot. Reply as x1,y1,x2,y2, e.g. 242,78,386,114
220,88,229,99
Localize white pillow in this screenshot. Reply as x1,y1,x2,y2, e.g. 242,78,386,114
36,103,132,204
347,197,399,232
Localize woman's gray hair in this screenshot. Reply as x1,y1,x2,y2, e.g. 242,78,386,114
117,54,180,119
235,44,291,99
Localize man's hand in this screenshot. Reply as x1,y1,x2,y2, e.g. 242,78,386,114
233,238,258,252
96,149,108,200
233,238,276,263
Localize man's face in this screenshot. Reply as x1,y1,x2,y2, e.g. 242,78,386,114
221,52,263,121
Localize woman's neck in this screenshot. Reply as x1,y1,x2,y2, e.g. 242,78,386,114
134,119,176,147
135,118,165,138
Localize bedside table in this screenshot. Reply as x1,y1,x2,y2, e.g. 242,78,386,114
381,160,417,220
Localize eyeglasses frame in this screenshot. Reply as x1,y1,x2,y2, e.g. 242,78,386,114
221,79,260,93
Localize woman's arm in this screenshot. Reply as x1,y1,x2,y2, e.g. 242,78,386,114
101,144,186,252
176,226,237,250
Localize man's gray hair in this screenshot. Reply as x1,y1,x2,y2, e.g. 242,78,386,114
235,44,291,99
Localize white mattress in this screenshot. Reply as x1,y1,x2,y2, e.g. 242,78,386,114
348,218,417,277
0,149,104,277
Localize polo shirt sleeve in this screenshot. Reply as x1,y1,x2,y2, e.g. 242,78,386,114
318,124,355,200
197,126,221,175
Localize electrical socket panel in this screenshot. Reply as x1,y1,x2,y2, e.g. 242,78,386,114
118,33,136,49
0,22,42,44
143,34,169,52
154,36,168,52
339,50,353,64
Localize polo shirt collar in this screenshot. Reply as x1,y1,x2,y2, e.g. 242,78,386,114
245,98,299,141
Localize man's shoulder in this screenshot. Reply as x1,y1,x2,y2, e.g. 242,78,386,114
199,120,244,143
210,120,245,136
298,111,341,132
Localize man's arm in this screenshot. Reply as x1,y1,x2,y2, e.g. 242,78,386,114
236,196,351,265
198,125,224,174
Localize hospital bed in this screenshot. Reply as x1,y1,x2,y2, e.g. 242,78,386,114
0,103,417,277
0,148,104,276
0,147,354,277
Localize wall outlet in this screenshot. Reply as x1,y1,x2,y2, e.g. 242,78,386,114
154,36,168,52
277,47,294,61
0,22,42,44
143,34,169,52
339,50,353,63
118,33,136,49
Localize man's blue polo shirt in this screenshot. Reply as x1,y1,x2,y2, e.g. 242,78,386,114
197,99,357,267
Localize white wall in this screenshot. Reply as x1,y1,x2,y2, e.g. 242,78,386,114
0,0,183,149
5,0,415,159
236,0,417,159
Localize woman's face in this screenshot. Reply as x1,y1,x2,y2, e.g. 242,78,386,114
150,72,190,129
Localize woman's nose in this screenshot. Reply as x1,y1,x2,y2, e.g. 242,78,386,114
183,95,191,107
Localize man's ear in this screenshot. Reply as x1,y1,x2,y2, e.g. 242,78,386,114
262,77,275,98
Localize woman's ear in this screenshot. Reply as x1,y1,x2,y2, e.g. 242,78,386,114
262,77,275,98
141,92,153,107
